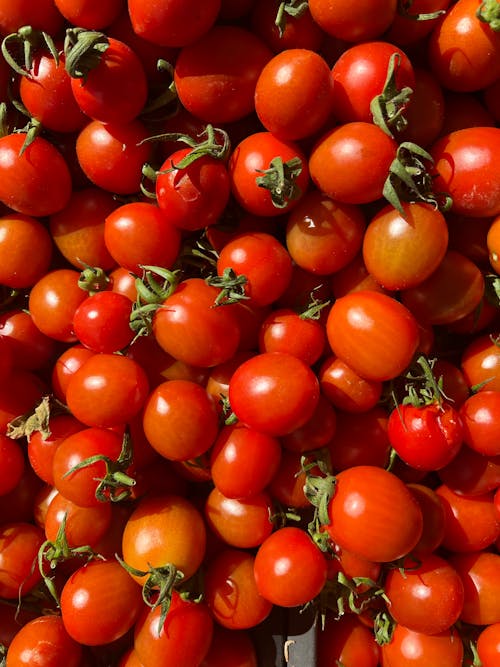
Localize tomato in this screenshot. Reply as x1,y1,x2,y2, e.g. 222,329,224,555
449,551,500,625
459,390,500,456
326,290,420,382
0,0,63,35
204,487,275,549
487,215,500,273
327,406,391,471
309,0,397,42
438,443,500,496
228,351,320,436
104,201,181,274
72,291,134,353
52,426,127,507
250,0,325,53
76,118,152,195
285,189,366,275
309,123,398,205
401,250,485,325
216,232,293,307
200,625,258,667
407,483,446,557
436,484,500,552
229,131,310,217
477,622,500,667
330,252,389,298
65,353,150,428
326,465,423,562
152,278,241,368
430,127,500,218
280,394,337,454
461,332,500,392
384,0,452,46
142,379,219,461
133,592,213,667
258,307,326,366
381,625,464,667
254,48,334,140
362,202,448,290
317,613,380,667
319,355,383,413
50,345,96,403
387,401,463,471
155,146,231,232
49,187,118,271
330,40,415,124
19,49,87,134
428,0,500,91
121,493,206,585
384,553,465,635
204,548,273,630
43,491,112,548
5,614,83,667
431,358,470,408
60,559,143,645
0,133,72,217
254,526,327,607
174,25,272,123
0,521,45,599
29,269,88,344
0,309,57,372
0,214,52,290
209,423,282,498
54,0,123,28
268,448,315,509
0,433,25,496
128,0,220,47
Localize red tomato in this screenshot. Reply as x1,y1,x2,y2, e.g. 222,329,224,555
438,443,500,496
0,133,72,217
449,550,500,625
0,308,56,372
326,465,423,562
308,0,397,42
381,625,464,667
54,0,123,28
65,353,150,428
43,491,112,549
0,522,45,599
0,0,64,35
407,483,446,557
428,0,500,91
60,559,143,645
142,379,219,461
258,307,326,366
0,214,53,289
50,345,96,404
280,394,337,454
459,390,500,456
326,290,420,381
319,355,383,414
461,332,500,393
250,0,325,53
104,201,181,274
477,622,500,667
6,614,83,667
228,351,320,436
229,131,310,217
318,612,380,667
0,434,25,496
309,123,398,205
430,127,500,218
72,291,134,354
0,370,47,436
174,25,272,123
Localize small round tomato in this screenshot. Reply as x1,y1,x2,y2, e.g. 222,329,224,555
228,351,320,437
459,390,500,456
285,189,366,276
381,625,464,667
319,355,383,413
309,123,398,205
72,291,135,353
5,614,83,667
258,307,326,366
0,370,46,436
362,202,449,290
461,332,500,393
477,622,500,667
43,491,112,549
326,465,423,562
50,345,96,404
308,0,397,42
407,483,446,557
54,0,124,28
250,0,325,52
280,394,337,454
449,550,500,625
438,443,500,496
326,290,420,382
65,353,150,428
60,559,143,646
0,521,45,599
0,214,53,289
0,306,58,373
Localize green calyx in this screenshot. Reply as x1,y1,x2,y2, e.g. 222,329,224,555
255,155,304,209
477,0,500,31
371,53,413,138
397,0,447,21
129,265,180,339
63,28,109,80
1,25,59,77
275,1,309,37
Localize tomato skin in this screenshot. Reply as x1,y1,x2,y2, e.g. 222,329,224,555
0,0,64,35
387,402,464,471
461,332,500,393
60,559,143,646
438,443,500,496
0,522,45,599
381,625,464,667
449,551,500,625
407,483,446,557
428,0,500,92
72,291,134,354
133,592,213,667
0,214,53,290
50,345,96,404
44,491,112,548
477,622,500,667
326,465,423,562
309,0,397,42
319,355,383,414
0,134,72,217
142,379,219,462
326,290,420,382
330,40,415,124
174,25,272,124
0,434,25,496
250,0,325,53
229,131,310,217
228,351,320,437
430,127,500,218
459,390,500,456
281,393,337,454
309,123,397,205
254,527,327,607
5,614,83,667
0,369,46,436
104,201,181,274
258,307,326,366
318,612,380,667
54,0,124,29
65,353,150,428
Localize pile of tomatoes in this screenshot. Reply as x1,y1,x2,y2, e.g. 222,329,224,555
0,0,499,665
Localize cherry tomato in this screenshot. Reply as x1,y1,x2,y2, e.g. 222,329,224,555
459,390,500,456
54,0,124,29
477,622,500,667
319,355,383,413
317,612,380,667
0,214,53,289
72,291,134,354
461,332,500,393
0,521,45,599
407,483,446,557
6,614,83,667
308,0,398,42
381,625,464,667
44,491,112,548
449,550,500,625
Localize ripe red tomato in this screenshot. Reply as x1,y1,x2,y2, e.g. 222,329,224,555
459,390,500,456
449,550,500,625
43,490,112,548
54,0,123,29
318,612,380,667
407,483,446,557
228,351,320,436
6,614,83,667
0,521,45,599
381,625,464,666
319,355,383,413
461,332,500,393
325,465,423,562
0,308,57,372
258,307,326,366
308,0,398,42
477,622,500,667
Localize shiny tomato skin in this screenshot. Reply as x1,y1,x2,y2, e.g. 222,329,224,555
326,465,423,562
228,351,320,437
448,551,500,625
430,127,500,218
387,402,464,471
477,622,500,667
438,443,500,496
407,483,446,557
461,332,500,393
60,559,143,646
54,0,123,28
459,390,500,456
258,307,326,366
326,290,420,381
72,291,134,353
319,355,383,414
381,625,464,667
0,522,45,599
308,0,397,42
0,214,53,289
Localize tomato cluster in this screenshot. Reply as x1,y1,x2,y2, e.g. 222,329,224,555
0,0,499,666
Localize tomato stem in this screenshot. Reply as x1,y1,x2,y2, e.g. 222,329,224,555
371,53,413,138
255,156,304,209
1,26,59,77
397,0,447,21
477,0,500,31
63,28,109,81
275,1,309,37
206,267,249,306
77,263,111,294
